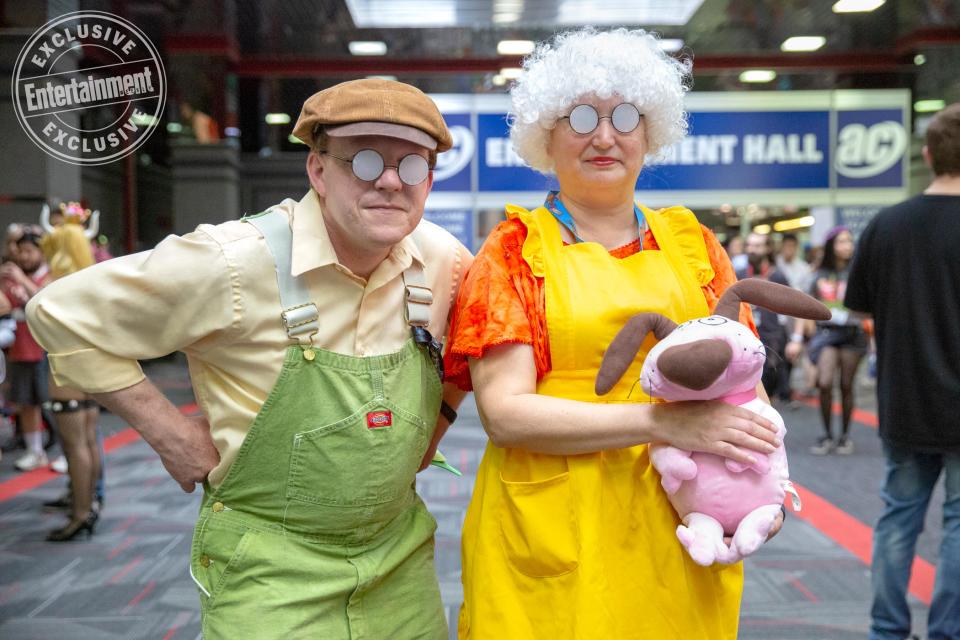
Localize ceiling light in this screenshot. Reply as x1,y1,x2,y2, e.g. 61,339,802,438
753,224,772,234
348,41,387,56
500,67,523,80
773,216,815,232
915,99,945,113
492,13,519,23
166,122,183,133
265,113,291,125
367,75,398,81
491,74,507,86
739,69,777,83
497,40,534,55
914,54,926,66
657,39,685,53
832,0,885,12
131,113,158,126
781,36,826,52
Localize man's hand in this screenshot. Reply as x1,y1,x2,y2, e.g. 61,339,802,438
156,415,220,492
93,378,220,493
766,509,785,541
649,400,780,467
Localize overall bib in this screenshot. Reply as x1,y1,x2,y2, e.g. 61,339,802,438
190,210,446,639
459,205,744,639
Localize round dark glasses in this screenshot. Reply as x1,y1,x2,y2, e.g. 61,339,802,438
324,149,430,186
560,103,642,135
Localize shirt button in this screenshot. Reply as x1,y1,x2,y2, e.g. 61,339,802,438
211,502,224,513
200,554,211,568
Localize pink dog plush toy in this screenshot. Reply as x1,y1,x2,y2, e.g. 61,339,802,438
595,279,830,566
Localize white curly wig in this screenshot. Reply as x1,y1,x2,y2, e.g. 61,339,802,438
510,28,692,174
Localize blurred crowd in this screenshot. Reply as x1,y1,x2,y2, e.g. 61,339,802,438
0,204,111,541
723,226,872,456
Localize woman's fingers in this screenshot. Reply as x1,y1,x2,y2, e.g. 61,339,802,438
712,442,758,467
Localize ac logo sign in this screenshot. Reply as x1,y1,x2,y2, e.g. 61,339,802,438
834,121,907,179
433,125,475,181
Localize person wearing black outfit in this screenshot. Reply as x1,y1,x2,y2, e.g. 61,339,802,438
803,226,866,455
740,232,791,402
845,102,960,640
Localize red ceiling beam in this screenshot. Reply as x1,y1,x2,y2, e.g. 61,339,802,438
895,26,960,54
166,34,240,63
230,52,910,77
232,56,523,76
229,26,959,79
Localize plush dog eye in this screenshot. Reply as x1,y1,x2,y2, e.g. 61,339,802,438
697,317,728,326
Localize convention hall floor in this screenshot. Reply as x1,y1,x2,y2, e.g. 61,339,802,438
0,356,943,639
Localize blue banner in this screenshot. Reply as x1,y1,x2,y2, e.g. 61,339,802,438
432,113,473,192
640,111,830,190
424,209,473,252
459,95,908,196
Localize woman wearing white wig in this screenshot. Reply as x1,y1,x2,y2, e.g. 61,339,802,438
444,29,782,638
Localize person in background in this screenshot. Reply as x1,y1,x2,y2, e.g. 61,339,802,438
0,231,51,470
742,232,792,403
776,233,813,293
4,224,23,263
179,102,220,144
723,233,748,274
445,28,781,639
38,212,102,541
845,102,960,640
803,226,866,455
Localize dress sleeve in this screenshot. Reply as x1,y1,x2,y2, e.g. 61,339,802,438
699,225,758,336
444,219,545,391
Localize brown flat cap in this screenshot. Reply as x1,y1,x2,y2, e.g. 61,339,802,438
292,78,452,152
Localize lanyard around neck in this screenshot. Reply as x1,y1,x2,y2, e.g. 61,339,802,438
544,191,646,249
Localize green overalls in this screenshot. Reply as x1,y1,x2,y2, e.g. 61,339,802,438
189,210,446,639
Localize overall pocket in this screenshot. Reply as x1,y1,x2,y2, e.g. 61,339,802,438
287,398,429,507
190,521,257,608
499,471,580,577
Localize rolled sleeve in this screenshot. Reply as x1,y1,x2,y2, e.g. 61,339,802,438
26,228,240,393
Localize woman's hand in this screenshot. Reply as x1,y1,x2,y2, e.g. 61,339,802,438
649,400,780,467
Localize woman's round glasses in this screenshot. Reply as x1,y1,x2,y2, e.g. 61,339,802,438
323,149,430,186
561,103,642,135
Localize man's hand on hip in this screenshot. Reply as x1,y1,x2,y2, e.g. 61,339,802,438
159,414,221,492
93,378,220,493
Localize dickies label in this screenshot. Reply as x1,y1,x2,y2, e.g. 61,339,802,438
366,411,393,429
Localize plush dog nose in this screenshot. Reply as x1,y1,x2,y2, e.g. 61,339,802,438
658,340,733,390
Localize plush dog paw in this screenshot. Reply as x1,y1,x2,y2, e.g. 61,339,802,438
725,456,771,475
676,524,726,567
658,457,698,494
730,504,782,560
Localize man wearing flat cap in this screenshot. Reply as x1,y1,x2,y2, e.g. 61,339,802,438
27,79,471,638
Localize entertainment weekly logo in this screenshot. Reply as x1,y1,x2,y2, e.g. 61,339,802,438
12,11,166,166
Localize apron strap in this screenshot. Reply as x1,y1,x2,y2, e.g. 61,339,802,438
244,209,319,346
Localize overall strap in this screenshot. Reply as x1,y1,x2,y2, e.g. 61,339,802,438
244,210,319,347
403,230,442,377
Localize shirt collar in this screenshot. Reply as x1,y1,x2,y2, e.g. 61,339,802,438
289,189,426,278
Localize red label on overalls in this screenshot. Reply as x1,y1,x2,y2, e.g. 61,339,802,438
366,411,393,429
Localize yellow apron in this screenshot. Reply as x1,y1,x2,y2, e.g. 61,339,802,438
458,204,744,639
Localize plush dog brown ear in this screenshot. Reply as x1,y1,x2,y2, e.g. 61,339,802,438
715,279,831,322
658,340,733,390
596,313,677,396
